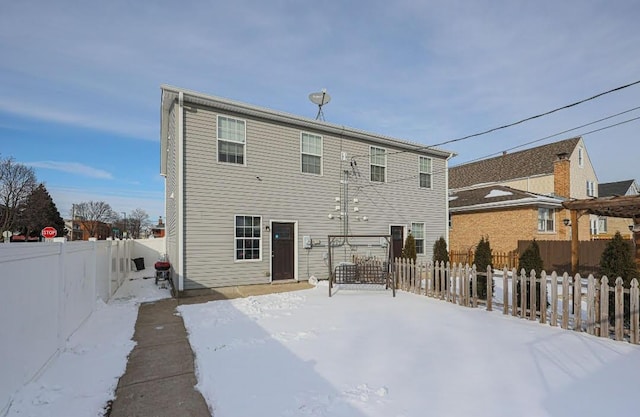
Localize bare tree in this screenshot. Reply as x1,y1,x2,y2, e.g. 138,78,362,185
0,157,37,233
72,201,114,238
126,208,150,239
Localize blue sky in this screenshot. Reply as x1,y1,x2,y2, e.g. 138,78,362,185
1,0,639,221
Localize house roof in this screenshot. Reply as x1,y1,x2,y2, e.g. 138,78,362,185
160,85,456,176
598,180,636,197
449,137,582,189
449,185,563,213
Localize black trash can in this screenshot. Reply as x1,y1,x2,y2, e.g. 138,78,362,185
132,257,145,271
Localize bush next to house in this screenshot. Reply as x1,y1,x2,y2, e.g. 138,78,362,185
598,231,639,325
433,236,449,290
473,236,493,300
433,236,449,264
402,233,417,263
517,240,546,312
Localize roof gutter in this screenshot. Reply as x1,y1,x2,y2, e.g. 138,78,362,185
161,85,455,159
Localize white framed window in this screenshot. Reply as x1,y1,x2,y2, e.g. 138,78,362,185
586,180,595,197
370,146,386,182
537,208,555,232
301,132,322,175
598,217,607,234
217,115,246,165
578,146,584,168
590,218,598,235
419,156,432,189
234,215,261,261
411,222,425,254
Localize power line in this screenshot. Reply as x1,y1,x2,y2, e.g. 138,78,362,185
430,80,640,148
461,106,640,166
351,79,640,160
355,110,640,190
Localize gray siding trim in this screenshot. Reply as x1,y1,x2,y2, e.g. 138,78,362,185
165,100,178,290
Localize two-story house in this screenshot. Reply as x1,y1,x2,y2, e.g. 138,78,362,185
448,137,598,254
596,179,640,239
160,86,454,292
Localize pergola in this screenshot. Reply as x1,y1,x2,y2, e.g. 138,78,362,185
562,194,640,273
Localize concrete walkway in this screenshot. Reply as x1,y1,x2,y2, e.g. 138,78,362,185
109,281,312,417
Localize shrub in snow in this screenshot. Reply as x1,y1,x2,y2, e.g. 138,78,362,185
433,236,449,264
402,233,417,263
517,240,546,311
598,231,639,325
433,236,450,290
473,236,493,300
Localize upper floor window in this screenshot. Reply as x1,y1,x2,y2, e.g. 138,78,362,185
370,146,386,182
301,132,322,175
419,157,432,189
578,146,584,168
235,215,261,261
411,222,425,254
586,180,595,197
218,115,246,165
538,208,555,232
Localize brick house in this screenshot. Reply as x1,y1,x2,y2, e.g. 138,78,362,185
449,137,598,253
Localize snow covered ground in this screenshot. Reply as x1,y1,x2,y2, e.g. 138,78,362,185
179,281,640,417
4,269,171,417
6,274,640,417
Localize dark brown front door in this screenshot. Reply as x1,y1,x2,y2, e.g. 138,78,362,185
272,222,294,280
391,226,404,260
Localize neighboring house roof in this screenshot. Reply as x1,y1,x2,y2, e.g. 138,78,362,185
598,180,637,197
449,137,581,189
449,185,564,213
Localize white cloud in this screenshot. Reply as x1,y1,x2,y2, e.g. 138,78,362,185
26,161,114,180
0,100,156,140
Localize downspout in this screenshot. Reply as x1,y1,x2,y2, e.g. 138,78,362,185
445,153,454,245
177,92,185,292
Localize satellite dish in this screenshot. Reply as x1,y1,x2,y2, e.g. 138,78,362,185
308,89,331,121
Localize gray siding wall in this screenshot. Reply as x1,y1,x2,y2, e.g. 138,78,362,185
165,102,179,289
182,102,448,289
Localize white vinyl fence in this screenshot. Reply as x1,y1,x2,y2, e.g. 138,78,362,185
0,238,164,415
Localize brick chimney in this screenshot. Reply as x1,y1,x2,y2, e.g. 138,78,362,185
554,152,571,198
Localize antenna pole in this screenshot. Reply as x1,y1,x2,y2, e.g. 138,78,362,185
316,102,325,121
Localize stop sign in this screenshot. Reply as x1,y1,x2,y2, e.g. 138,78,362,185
42,227,57,239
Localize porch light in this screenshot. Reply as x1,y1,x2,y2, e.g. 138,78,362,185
563,218,571,226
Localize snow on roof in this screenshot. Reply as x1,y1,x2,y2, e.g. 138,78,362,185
485,189,514,198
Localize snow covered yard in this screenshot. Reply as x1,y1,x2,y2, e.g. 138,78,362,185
5,274,640,417
179,282,640,417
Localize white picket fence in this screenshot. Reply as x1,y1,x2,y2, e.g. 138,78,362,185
392,258,640,345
